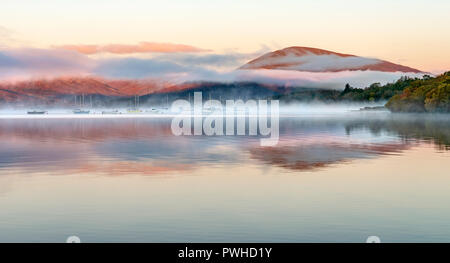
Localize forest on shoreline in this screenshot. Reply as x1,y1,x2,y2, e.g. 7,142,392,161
274,72,449,113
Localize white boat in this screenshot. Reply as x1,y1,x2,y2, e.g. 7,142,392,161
145,108,160,114
102,110,120,115
73,109,90,114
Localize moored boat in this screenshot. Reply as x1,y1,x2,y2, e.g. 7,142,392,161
27,110,47,115
127,108,142,114
102,110,120,115
73,109,90,114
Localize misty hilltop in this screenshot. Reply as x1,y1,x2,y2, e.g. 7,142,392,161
0,46,439,108
239,46,423,73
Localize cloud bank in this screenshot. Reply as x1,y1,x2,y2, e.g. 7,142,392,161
242,53,382,72
0,46,426,89
233,69,425,89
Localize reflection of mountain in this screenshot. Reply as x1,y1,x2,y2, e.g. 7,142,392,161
248,115,449,172
249,141,411,171
240,46,422,73
0,115,447,175
0,118,244,176
0,118,173,141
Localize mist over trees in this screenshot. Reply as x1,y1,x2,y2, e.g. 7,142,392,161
274,72,450,113
272,76,415,103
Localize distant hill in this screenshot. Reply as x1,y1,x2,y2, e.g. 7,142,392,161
0,77,281,107
0,77,197,106
0,77,170,102
240,46,423,73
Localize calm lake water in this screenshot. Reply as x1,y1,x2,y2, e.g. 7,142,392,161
0,112,449,242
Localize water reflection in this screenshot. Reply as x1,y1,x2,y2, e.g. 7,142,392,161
0,113,448,175
0,113,449,242
343,114,450,150
249,141,412,171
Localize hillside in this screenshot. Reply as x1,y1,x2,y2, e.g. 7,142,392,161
0,78,280,107
0,77,177,104
0,73,448,111
240,46,423,73
386,72,450,113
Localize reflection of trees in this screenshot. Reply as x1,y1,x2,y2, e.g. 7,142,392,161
249,142,411,172
344,115,450,150
249,114,449,172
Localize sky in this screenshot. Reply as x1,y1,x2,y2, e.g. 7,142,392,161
0,0,449,83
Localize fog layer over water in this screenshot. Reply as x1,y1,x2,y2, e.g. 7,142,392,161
0,102,387,115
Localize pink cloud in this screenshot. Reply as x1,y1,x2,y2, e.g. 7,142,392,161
56,42,209,54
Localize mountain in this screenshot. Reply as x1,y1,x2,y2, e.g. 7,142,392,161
0,77,279,106
0,46,427,105
0,77,173,103
239,46,422,73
